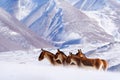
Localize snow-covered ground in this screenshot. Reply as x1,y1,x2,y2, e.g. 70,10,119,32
1,61,120,80
0,1,120,80
0,43,120,80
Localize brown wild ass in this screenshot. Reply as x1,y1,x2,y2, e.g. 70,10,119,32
76,49,108,70
38,49,108,70
38,49,56,65
66,52,81,66
55,49,67,65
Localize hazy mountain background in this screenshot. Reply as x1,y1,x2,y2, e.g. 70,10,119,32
1,0,119,50
0,0,120,78
0,7,52,52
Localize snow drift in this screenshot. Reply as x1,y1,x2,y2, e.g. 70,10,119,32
0,43,120,80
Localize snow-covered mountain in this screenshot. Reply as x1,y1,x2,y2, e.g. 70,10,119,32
53,0,113,43
0,0,114,48
0,0,18,17
66,0,106,10
23,0,114,45
0,8,52,52
66,0,120,41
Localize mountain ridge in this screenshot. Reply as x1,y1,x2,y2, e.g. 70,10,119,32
0,8,53,51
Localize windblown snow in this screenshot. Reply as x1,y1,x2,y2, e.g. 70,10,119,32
0,0,120,79
0,42,120,80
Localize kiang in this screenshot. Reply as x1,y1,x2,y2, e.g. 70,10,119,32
38,49,108,71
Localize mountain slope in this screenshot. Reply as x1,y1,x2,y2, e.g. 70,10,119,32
55,0,113,43
67,0,120,41
0,8,52,51
21,0,114,47
66,0,106,10
0,0,114,47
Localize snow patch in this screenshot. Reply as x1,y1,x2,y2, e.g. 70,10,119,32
0,47,120,80
64,32,81,40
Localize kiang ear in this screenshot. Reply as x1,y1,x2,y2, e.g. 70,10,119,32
57,49,60,52
78,49,80,52
41,48,44,51
69,52,72,55
78,49,82,52
80,49,82,51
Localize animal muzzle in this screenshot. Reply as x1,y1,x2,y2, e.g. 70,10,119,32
56,59,62,64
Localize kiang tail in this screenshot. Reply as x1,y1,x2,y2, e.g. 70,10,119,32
101,60,108,71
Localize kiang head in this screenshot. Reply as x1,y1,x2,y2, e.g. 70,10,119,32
57,49,64,54
76,49,86,58
38,48,46,61
55,49,65,57
66,52,73,63
66,54,71,64
54,49,64,64
69,52,75,57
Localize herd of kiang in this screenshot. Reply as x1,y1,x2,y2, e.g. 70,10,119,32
38,49,108,71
